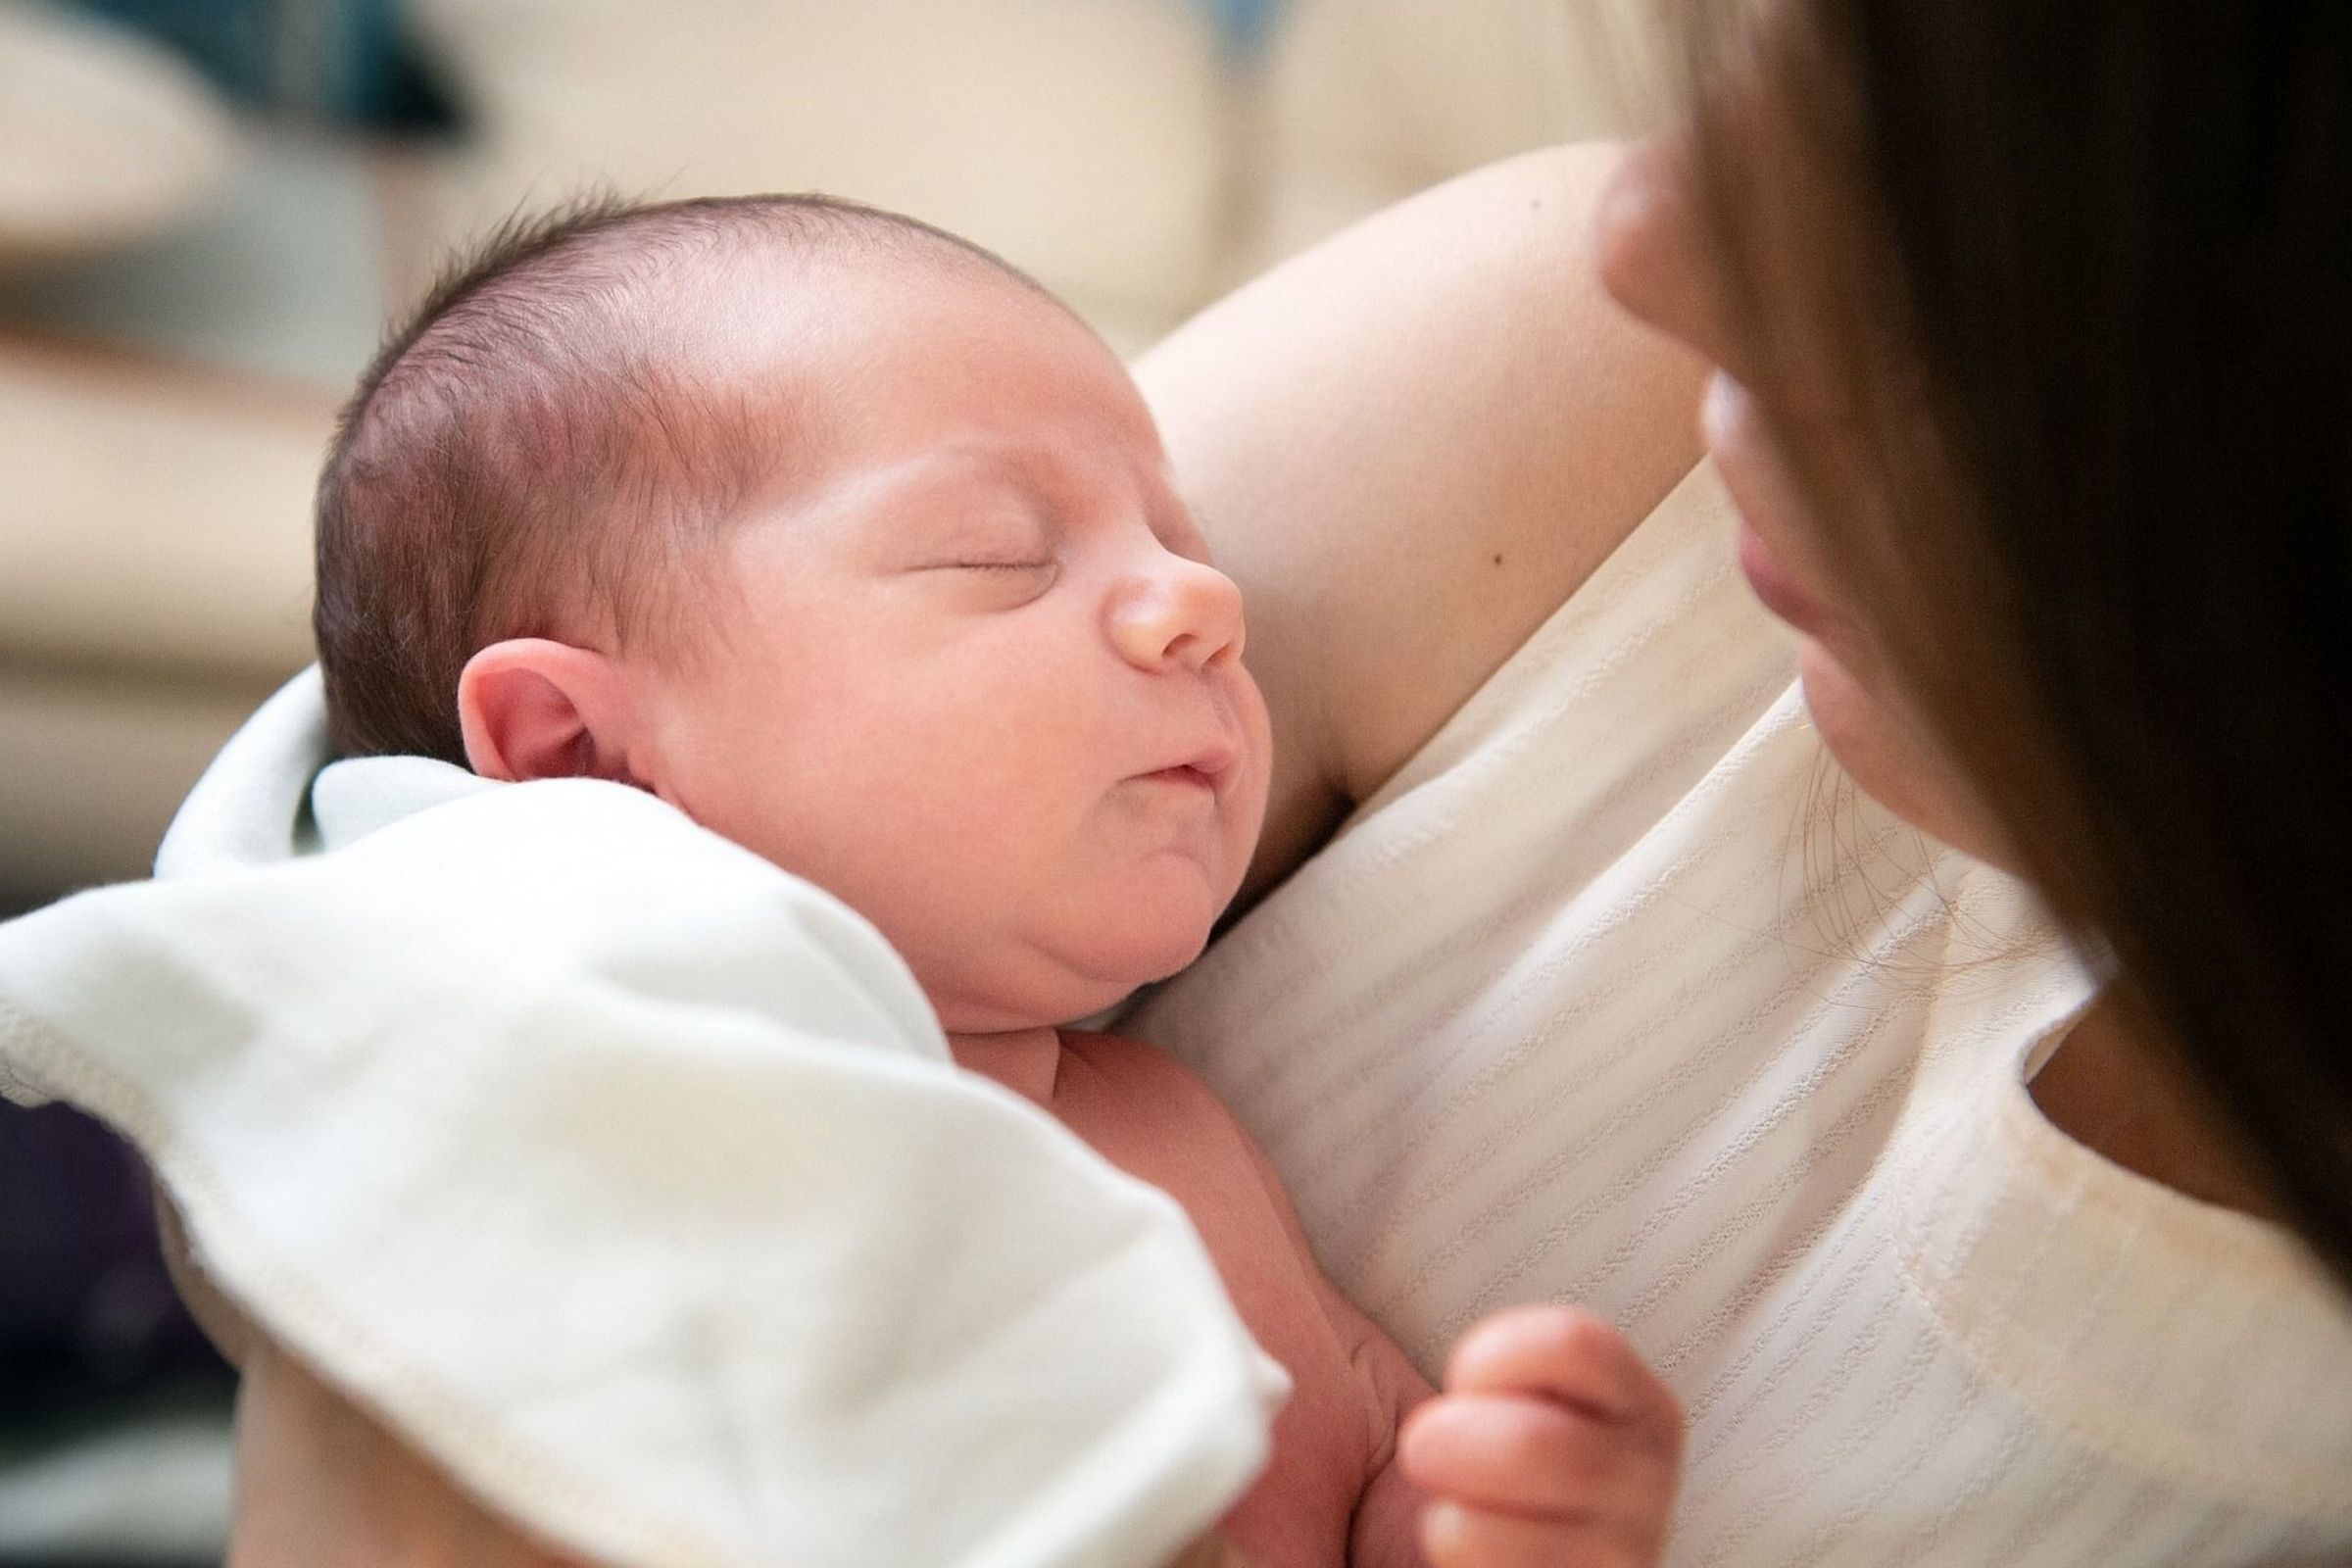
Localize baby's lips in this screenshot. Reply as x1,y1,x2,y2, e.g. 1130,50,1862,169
1135,738,1240,790
1133,764,1221,793
1184,744,1240,784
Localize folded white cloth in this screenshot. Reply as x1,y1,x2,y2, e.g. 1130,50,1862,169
0,668,1284,1568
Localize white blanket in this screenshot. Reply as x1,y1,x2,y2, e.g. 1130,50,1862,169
0,669,1284,1568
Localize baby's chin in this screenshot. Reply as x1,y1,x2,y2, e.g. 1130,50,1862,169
928,909,1218,1035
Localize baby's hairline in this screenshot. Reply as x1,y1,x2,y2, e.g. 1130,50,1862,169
315,191,1077,764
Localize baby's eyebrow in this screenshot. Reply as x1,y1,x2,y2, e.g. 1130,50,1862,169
925,458,1052,521
850,445,1026,515
901,441,1038,501
850,453,1059,559
893,439,1176,551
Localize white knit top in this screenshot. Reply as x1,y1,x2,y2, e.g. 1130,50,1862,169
1126,464,2352,1566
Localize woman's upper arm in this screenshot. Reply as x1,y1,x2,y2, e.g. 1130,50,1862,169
1135,141,1704,900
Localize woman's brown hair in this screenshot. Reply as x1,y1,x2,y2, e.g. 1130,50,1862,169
1679,2,2350,1279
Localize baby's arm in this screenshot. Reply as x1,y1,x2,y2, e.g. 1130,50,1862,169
1331,1297,1437,1568
1397,1305,1685,1568
1229,1127,1680,1568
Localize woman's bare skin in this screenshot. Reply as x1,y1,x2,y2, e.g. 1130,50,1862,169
1137,142,1705,908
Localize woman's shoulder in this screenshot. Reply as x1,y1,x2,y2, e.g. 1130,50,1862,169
1136,144,1708,906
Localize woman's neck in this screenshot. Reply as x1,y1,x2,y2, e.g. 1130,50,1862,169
2030,995,2281,1222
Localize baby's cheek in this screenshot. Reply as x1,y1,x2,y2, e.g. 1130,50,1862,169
1225,693,1277,868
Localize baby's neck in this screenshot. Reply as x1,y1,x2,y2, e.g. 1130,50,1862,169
947,1025,1065,1106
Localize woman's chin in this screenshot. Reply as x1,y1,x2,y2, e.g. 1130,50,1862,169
1795,640,2010,866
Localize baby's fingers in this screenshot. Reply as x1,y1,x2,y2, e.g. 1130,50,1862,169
1446,1305,1682,1443
1405,1306,1686,1566
1419,1500,1653,1568
1397,1392,1675,1520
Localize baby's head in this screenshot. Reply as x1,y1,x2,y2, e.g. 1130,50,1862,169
317,195,1270,1031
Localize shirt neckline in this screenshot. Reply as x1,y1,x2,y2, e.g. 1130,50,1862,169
1895,1001,2352,1522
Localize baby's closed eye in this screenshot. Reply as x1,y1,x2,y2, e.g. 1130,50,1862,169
908,514,1058,580
940,558,1054,573
906,549,1061,607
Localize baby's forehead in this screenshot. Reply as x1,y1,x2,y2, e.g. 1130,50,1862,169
681,269,1150,469
661,233,1045,363
626,249,1064,448
568,236,1164,582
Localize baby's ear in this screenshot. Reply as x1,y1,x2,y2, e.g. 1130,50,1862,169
457,639,643,786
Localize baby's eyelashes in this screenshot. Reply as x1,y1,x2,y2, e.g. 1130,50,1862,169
942,559,1055,573
907,555,1063,607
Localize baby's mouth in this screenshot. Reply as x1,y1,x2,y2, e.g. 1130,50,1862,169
1138,764,1220,792
1133,744,1236,794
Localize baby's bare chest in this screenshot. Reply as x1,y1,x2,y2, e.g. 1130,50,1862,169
1045,1032,1391,1568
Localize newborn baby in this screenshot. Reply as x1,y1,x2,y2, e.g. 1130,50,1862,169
312,193,1680,1568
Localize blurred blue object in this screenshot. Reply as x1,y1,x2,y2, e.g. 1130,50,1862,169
1193,0,1284,55
60,0,458,130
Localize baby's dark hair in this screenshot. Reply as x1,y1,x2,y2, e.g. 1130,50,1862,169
315,192,1050,764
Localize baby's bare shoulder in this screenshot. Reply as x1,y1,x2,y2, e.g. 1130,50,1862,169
1061,1028,1317,1224
1058,1026,1216,1087
1057,1026,1248,1120
1053,1028,1272,1177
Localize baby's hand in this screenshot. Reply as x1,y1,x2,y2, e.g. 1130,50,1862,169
1396,1304,1684,1568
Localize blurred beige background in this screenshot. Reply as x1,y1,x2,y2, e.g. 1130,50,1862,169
0,0,1662,905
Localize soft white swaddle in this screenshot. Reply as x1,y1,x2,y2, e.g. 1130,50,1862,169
0,671,1285,1568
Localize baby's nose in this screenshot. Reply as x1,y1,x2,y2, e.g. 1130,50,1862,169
1109,556,1246,673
